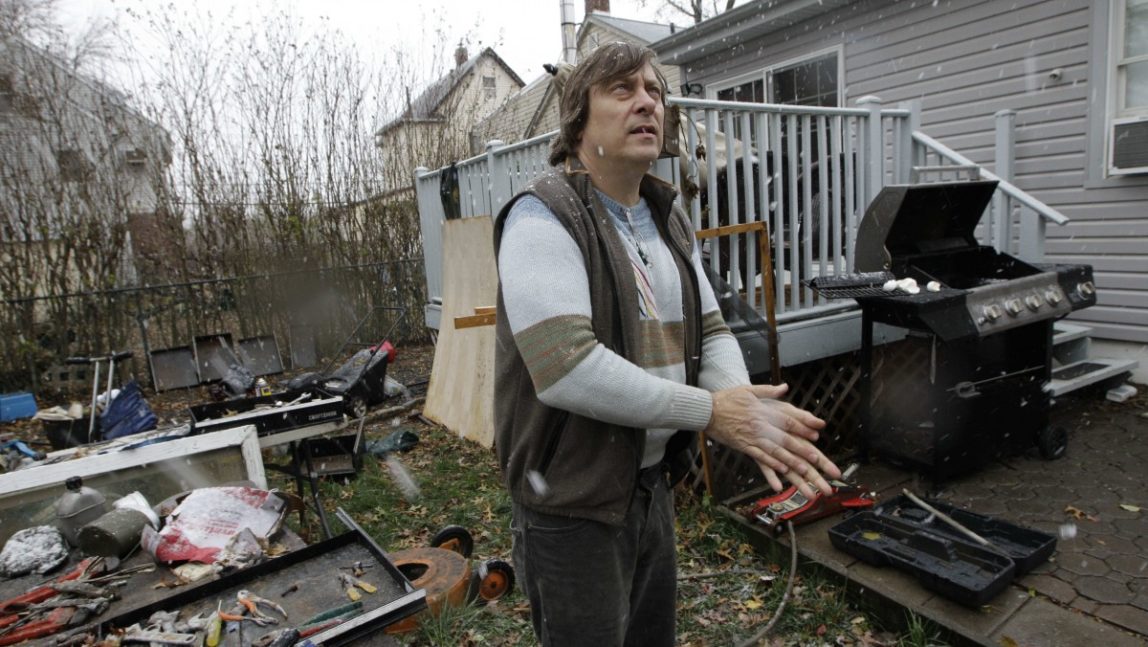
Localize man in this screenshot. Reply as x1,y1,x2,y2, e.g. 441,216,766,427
493,42,841,646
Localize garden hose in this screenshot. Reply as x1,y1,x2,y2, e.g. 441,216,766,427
737,520,798,647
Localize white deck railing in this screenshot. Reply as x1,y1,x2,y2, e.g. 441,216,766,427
415,97,1069,336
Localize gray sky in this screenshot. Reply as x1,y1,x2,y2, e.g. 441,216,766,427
53,0,671,85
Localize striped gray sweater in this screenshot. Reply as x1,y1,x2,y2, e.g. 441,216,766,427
498,188,751,468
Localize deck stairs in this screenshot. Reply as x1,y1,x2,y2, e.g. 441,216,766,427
1050,321,1139,400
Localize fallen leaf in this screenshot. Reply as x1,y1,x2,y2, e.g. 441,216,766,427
1119,504,1141,512
816,623,828,636
1064,505,1100,522
743,598,764,610
999,636,1019,647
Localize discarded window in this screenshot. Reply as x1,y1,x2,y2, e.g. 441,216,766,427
0,426,264,546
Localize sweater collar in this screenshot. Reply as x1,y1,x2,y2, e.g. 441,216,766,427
561,157,679,220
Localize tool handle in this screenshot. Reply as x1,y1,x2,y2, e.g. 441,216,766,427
110,350,133,361
902,489,993,547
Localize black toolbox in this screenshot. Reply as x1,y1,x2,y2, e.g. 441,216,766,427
829,495,1056,607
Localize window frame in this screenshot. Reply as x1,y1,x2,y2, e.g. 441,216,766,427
1106,0,1148,176
705,45,844,107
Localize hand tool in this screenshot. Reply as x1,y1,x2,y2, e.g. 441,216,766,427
299,601,362,627
120,629,199,645
338,572,376,601
0,557,102,615
0,607,73,646
236,590,287,621
745,463,874,533
204,604,222,647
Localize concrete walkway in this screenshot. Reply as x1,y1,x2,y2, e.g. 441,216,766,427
725,388,1148,646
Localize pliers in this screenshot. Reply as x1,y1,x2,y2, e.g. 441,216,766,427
0,607,74,646
236,590,287,622
337,573,376,601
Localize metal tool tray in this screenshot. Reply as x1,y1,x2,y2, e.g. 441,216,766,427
96,511,426,645
828,511,1016,607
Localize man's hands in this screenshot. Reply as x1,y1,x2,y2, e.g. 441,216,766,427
704,384,841,499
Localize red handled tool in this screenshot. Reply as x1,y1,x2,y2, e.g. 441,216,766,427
745,464,874,533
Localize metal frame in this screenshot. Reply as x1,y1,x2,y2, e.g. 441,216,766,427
0,425,266,497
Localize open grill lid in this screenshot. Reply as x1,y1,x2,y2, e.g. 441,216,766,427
854,180,999,272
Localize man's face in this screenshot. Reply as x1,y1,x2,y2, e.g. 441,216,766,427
578,62,664,170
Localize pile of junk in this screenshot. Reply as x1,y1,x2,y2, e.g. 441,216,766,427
0,480,437,646
12,337,411,465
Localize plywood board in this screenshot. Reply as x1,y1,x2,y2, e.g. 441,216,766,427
423,217,498,447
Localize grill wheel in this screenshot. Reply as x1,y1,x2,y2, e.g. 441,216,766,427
1038,425,1068,460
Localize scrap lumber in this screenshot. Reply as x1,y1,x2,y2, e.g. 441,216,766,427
423,217,498,447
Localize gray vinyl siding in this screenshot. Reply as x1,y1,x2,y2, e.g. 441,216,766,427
681,0,1148,344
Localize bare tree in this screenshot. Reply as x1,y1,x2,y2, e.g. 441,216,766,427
639,0,739,25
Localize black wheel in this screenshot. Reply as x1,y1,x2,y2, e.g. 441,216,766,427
470,559,514,605
1038,425,1068,460
346,395,367,419
430,525,473,558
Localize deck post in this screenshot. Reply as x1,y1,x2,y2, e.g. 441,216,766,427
857,96,884,207
897,100,920,184
994,110,1016,254
486,140,511,215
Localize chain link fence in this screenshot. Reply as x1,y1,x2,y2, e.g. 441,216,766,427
1,259,430,397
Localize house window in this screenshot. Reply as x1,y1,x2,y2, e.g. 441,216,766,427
770,51,839,107
1110,0,1148,174
717,79,764,103
709,49,840,107
709,49,841,150
483,75,496,100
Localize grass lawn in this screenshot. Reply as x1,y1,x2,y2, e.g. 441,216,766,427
279,408,948,647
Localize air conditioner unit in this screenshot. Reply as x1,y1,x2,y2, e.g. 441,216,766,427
1110,116,1148,175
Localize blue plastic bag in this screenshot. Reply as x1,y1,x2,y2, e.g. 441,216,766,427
100,380,158,440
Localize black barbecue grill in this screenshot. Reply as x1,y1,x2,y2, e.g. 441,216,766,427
811,180,1097,481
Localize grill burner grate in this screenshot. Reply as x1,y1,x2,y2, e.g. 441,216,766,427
807,272,898,299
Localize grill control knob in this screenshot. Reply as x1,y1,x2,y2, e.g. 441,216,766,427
1025,295,1042,311
1076,281,1095,298
1044,289,1063,305
982,304,1003,321
1005,299,1024,316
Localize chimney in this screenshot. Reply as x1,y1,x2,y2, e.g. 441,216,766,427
454,43,468,68
560,0,577,64
585,0,609,14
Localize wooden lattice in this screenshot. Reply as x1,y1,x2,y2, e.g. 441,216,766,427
687,351,865,502
688,336,938,505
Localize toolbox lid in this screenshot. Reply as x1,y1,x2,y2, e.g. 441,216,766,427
855,180,998,271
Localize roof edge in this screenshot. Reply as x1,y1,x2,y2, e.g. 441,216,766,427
650,0,848,65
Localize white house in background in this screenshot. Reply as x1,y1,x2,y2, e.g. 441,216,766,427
0,34,170,294
650,0,1148,380
471,4,682,153
375,45,524,200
